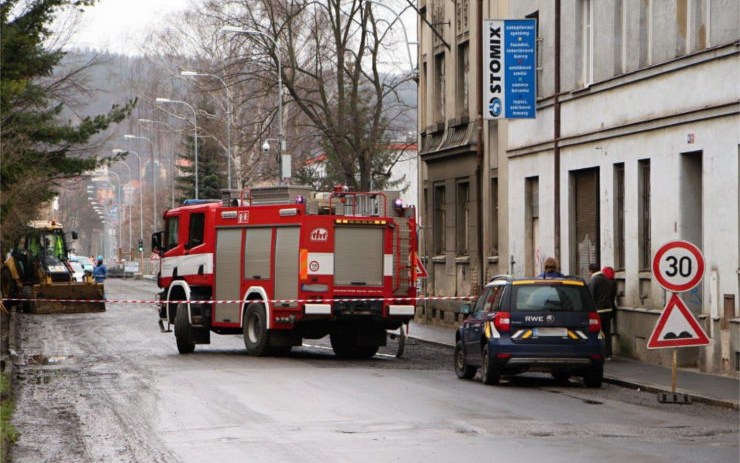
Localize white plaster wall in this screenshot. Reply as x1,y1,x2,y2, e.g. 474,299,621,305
561,56,738,138
513,114,739,313
391,151,419,209
507,151,557,277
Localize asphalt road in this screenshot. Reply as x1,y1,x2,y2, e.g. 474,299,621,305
10,279,739,463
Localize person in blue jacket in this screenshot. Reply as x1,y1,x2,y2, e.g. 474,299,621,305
537,257,564,278
92,256,107,283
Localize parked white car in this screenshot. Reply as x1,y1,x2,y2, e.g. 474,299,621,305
70,255,94,273
68,261,85,282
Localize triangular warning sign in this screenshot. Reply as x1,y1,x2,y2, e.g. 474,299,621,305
413,253,428,279
647,293,710,349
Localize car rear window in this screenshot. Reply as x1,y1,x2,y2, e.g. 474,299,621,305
512,284,593,312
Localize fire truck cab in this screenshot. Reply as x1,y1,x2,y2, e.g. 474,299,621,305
152,186,418,358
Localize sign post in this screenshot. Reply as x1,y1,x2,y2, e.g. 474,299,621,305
648,240,708,404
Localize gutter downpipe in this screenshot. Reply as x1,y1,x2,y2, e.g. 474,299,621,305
476,0,485,292
554,0,562,264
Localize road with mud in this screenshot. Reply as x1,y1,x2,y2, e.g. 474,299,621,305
9,279,739,462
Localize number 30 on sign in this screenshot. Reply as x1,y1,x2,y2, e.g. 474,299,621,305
652,241,704,293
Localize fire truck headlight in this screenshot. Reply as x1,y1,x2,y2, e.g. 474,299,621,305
294,195,305,204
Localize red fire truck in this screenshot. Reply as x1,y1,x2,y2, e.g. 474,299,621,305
152,185,418,358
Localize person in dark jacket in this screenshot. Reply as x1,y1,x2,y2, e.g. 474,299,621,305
588,266,617,358
537,257,564,279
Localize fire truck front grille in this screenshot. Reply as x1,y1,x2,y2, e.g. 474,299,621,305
332,299,382,316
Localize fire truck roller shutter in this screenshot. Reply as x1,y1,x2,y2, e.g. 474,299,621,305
274,227,300,305
334,226,383,286
215,229,242,323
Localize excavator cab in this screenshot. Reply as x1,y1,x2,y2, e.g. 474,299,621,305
1,221,105,313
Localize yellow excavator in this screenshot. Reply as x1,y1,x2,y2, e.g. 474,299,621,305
1,220,105,313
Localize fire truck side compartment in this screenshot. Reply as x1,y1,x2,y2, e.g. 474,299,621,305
215,228,242,323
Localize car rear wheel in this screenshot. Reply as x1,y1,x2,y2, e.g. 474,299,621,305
454,340,477,379
583,366,603,388
552,371,571,385
480,346,501,385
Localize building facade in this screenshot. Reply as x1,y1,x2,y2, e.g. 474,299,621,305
416,0,739,375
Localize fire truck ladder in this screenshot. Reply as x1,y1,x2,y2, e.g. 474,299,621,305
394,218,412,295
331,192,387,217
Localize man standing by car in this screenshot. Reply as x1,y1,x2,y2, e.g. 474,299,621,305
92,256,107,283
589,266,617,358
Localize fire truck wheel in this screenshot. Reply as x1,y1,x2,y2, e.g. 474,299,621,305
244,303,270,356
330,331,379,359
175,303,195,354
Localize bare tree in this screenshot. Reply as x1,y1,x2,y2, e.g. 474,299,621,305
201,0,416,190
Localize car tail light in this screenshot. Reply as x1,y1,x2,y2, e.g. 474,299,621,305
493,311,511,332
588,312,601,333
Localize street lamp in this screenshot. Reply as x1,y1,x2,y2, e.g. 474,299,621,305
155,97,200,199
112,149,144,249
222,25,286,183
114,161,133,256
123,135,158,229
138,119,176,209
181,70,233,190
107,171,123,260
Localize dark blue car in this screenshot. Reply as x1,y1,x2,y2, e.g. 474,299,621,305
455,275,605,387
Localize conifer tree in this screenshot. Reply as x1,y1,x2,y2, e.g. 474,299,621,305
0,0,136,249
175,134,225,202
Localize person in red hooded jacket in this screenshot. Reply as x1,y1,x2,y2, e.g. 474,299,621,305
588,266,617,358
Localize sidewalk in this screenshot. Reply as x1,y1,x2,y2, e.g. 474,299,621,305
408,321,739,409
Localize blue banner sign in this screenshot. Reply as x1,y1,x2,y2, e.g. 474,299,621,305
483,19,537,120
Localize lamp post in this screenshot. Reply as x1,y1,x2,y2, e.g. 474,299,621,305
222,25,286,183
107,171,123,261
112,149,144,250
123,135,158,230
155,98,200,199
138,119,176,209
180,70,233,190
114,161,133,257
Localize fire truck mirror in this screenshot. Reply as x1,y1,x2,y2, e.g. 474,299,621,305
151,232,163,253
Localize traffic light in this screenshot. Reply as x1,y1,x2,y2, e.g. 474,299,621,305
138,238,144,253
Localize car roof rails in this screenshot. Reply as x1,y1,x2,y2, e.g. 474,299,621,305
487,274,514,283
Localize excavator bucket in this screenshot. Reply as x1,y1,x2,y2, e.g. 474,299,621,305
30,281,106,314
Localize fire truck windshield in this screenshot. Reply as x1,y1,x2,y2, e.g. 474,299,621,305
165,216,179,250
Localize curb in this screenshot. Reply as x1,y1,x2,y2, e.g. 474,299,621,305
603,375,739,410
407,336,453,350
410,335,739,409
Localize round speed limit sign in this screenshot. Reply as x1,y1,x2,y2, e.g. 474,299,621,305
652,240,704,292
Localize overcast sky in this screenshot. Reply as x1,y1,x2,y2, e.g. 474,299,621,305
66,0,194,54
66,0,417,71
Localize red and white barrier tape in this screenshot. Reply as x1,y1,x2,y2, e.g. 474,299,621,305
1,295,474,305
